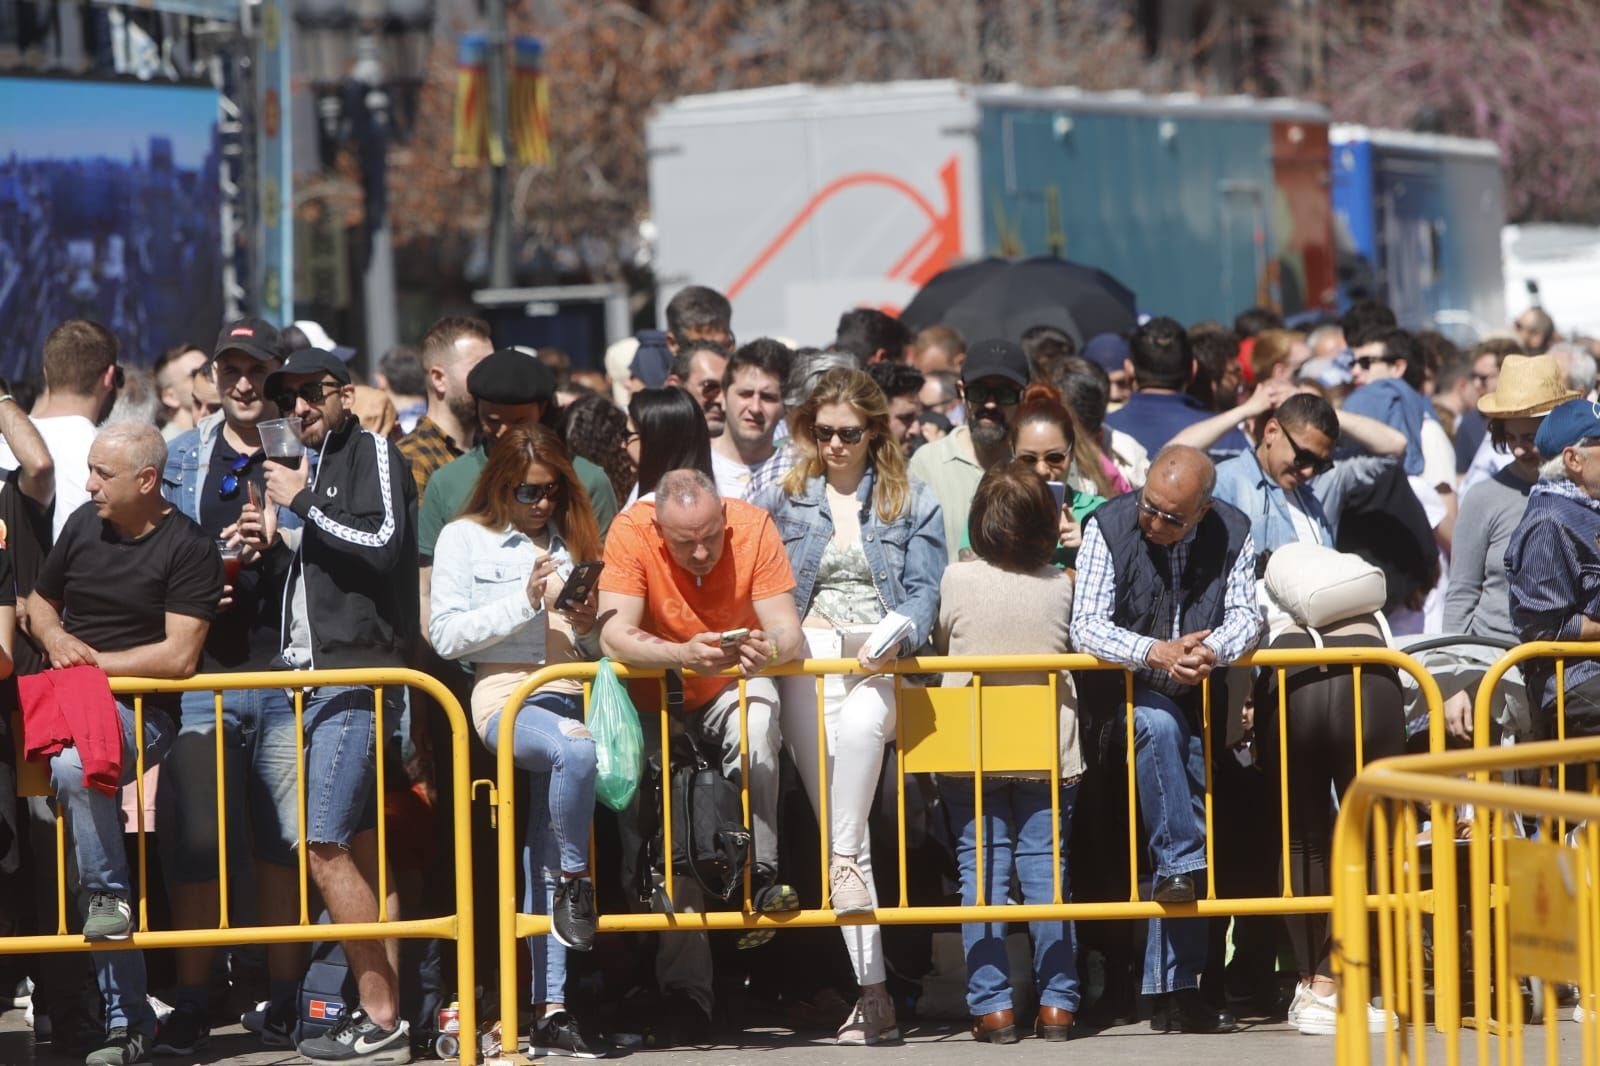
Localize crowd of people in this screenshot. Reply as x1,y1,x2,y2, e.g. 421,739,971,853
0,286,1594,1065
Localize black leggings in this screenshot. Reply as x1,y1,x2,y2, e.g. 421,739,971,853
1258,633,1406,979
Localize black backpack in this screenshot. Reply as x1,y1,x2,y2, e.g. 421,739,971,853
638,731,751,903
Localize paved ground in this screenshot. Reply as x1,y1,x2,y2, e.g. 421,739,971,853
0,1009,1586,1065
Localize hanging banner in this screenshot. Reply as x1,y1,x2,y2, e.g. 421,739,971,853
256,0,294,323
452,33,489,167
510,36,550,166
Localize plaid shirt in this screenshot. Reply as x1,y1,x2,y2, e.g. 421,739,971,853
397,416,464,501
1070,520,1260,698
714,439,796,503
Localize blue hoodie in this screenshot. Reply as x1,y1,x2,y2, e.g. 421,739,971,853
1340,378,1434,476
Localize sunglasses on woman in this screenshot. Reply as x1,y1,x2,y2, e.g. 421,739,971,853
1015,450,1069,468
514,481,563,504
811,423,865,445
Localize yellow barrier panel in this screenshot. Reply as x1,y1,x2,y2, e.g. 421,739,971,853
6,669,479,1065
494,646,1446,1059
1331,735,1600,1066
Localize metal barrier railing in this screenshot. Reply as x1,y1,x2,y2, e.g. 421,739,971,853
494,647,1447,1052
1331,735,1600,1066
10,668,479,1066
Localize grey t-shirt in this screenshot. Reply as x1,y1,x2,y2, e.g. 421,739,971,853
1443,465,1533,641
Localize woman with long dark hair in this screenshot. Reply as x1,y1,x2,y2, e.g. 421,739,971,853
429,423,608,1058
626,386,714,503
755,367,945,1046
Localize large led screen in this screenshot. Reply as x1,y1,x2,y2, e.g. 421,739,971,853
0,77,223,382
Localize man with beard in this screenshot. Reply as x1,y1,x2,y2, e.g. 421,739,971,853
398,316,493,499
665,339,728,438
909,339,1031,561
710,339,796,501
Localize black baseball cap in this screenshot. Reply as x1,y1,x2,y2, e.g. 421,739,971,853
468,348,557,405
961,338,1030,389
212,317,283,365
263,348,352,400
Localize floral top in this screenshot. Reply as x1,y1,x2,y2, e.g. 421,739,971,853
809,540,882,626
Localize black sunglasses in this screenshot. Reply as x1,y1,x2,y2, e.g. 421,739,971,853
218,451,258,498
811,423,866,445
270,379,342,412
1016,450,1069,468
1353,355,1399,371
1278,422,1335,476
513,481,563,505
965,383,1021,406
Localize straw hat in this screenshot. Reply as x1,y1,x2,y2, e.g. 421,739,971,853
1476,355,1578,418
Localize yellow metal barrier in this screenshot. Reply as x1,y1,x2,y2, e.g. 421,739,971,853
9,669,479,1066
1331,735,1600,1066
495,646,1446,1057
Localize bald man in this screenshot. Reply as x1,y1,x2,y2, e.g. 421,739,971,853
27,423,223,1063
1070,445,1260,1035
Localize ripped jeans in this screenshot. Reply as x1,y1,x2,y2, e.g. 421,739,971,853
482,690,597,1004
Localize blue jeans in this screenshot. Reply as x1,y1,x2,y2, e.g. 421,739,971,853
1131,687,1208,994
484,691,596,1006
49,699,174,1035
301,685,402,849
157,687,299,882
940,777,1082,1016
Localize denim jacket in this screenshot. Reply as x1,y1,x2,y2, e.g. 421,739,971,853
162,412,303,536
1212,448,1330,555
754,468,946,656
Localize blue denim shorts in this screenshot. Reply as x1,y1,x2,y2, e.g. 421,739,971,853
300,684,403,850
157,687,299,880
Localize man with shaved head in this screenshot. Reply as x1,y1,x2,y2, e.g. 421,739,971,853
1071,444,1260,1035
27,422,223,1065
596,468,805,1042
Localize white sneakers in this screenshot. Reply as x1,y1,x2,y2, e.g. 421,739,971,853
830,856,874,915
1289,981,1391,1036
836,985,899,1045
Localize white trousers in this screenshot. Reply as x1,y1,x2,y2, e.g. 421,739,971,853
777,628,899,986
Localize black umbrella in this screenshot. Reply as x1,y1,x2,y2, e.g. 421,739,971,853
899,256,1138,348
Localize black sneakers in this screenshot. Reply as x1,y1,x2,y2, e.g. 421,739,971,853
296,1007,412,1064
552,877,597,952
531,1010,612,1058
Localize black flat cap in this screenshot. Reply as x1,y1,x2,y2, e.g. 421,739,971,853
263,348,352,399
468,348,557,405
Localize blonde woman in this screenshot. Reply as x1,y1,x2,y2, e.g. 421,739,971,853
754,368,945,1045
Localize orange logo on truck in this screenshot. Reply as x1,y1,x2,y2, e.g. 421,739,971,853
725,157,963,301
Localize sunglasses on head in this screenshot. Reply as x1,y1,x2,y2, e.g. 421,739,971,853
218,451,257,498
1136,496,1189,528
1353,355,1399,371
1278,422,1335,476
270,379,342,412
513,480,563,505
811,423,865,445
965,383,1021,407
1015,450,1069,468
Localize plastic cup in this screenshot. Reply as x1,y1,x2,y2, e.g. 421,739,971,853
258,417,305,466
216,539,243,584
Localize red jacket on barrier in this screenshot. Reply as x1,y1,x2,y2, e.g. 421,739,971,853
19,666,121,796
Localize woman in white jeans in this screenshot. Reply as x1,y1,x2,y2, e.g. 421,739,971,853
754,368,945,1045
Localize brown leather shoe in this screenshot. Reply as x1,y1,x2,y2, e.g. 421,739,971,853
1035,1005,1075,1041
971,1009,1019,1044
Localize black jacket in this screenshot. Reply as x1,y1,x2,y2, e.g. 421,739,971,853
279,416,418,669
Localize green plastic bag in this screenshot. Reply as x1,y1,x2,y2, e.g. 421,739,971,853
590,658,644,811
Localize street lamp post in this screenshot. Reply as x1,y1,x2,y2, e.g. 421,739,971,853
293,0,433,382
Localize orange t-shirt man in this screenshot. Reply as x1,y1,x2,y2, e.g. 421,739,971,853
600,497,796,712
